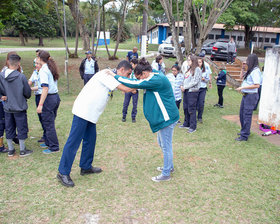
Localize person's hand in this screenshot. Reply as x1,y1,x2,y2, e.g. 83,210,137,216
37,105,43,114
202,77,205,81
1,96,7,101
131,89,137,94
235,87,242,92
180,86,184,92
214,76,217,80
209,83,212,89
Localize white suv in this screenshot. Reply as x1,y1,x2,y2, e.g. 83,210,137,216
158,36,185,57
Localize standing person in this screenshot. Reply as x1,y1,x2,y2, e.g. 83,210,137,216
57,61,135,187
122,58,139,123
196,58,210,123
37,50,61,154
126,47,138,62
166,64,184,110
28,57,45,143
254,66,263,111
33,49,40,67
111,58,179,182
214,67,227,108
151,55,166,74
79,51,99,85
0,54,32,157
227,37,236,64
235,54,261,141
179,55,202,133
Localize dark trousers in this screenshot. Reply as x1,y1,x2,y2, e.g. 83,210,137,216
183,91,199,130
254,85,262,110
197,87,207,120
175,99,181,109
35,95,46,139
83,74,94,85
227,52,234,64
217,85,225,106
0,102,5,137
183,90,189,126
239,93,259,140
58,115,97,175
122,91,139,119
5,111,28,140
41,94,60,151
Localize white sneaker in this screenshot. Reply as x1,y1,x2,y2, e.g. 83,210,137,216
151,174,171,182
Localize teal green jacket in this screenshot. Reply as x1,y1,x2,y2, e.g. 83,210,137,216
115,72,179,133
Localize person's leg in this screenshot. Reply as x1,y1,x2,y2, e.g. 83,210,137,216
58,115,88,175
0,102,6,152
239,96,245,130
240,94,259,139
218,85,225,106
83,74,93,85
14,111,28,152
188,92,199,130
122,92,131,120
41,95,59,151
131,91,138,120
5,113,17,152
79,122,97,170
35,94,45,141
197,88,207,120
157,122,176,176
175,99,181,109
231,52,234,64
227,53,230,64
182,91,189,127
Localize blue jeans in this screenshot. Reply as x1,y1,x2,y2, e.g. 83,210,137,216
157,122,177,176
58,115,97,175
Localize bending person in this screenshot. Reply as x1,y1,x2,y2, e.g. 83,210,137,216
111,58,179,182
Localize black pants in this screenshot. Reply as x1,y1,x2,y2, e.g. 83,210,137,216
239,93,259,140
0,102,5,137
122,91,139,119
175,99,181,109
197,88,207,120
227,52,234,64
183,91,199,130
5,111,28,140
217,85,225,106
35,94,46,139
83,74,94,85
41,94,60,151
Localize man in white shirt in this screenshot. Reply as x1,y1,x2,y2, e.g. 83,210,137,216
57,61,135,187
79,51,99,85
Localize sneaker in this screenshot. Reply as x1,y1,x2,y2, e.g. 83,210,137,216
43,149,59,154
157,167,175,173
8,149,15,157
122,117,126,122
188,128,196,133
198,119,203,123
179,125,189,129
132,118,136,123
40,143,48,148
0,146,8,153
214,104,220,107
37,137,45,143
151,174,171,182
235,137,247,141
219,105,224,108
20,149,33,157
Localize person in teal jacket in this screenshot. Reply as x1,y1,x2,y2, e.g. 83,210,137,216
111,58,179,182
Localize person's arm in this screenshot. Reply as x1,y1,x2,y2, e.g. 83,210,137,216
117,84,136,93
236,84,260,92
22,77,31,99
79,59,85,79
183,68,201,89
95,60,99,73
36,87,48,113
28,80,32,87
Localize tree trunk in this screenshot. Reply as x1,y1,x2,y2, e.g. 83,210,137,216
19,31,25,46
54,0,71,55
38,37,44,46
68,0,90,50
244,25,253,49
73,1,79,57
113,0,128,59
183,0,192,56
102,4,111,59
94,0,101,56
24,35,28,43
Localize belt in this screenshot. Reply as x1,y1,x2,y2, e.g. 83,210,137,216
48,93,58,95
242,92,256,96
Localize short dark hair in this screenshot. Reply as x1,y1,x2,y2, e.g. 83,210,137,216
36,49,40,53
155,55,163,63
8,54,21,66
117,60,132,70
130,58,138,65
134,58,152,76
171,64,181,72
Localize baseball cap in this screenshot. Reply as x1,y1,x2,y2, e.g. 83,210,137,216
85,50,92,54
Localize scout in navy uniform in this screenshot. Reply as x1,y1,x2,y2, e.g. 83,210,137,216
28,57,45,143
57,61,135,187
122,58,139,123
79,51,99,85
214,67,227,108
179,55,202,134
111,58,179,182
0,54,32,157
235,54,261,141
151,55,166,74
37,51,61,154
126,47,138,62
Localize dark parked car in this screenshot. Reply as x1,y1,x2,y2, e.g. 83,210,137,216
200,42,216,55
210,41,237,61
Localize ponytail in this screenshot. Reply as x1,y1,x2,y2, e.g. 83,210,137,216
39,50,59,81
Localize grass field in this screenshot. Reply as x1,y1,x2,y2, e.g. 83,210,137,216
0,51,279,224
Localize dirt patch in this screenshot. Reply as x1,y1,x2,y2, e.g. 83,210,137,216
223,114,280,147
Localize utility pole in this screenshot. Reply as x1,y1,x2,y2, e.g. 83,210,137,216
141,0,148,57
63,0,69,94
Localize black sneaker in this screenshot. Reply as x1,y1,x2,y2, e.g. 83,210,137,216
198,119,203,123
179,125,189,129
57,173,75,187
0,146,8,153
214,104,220,107
122,117,126,122
219,105,224,108
8,149,15,157
19,149,33,157
132,118,136,123
37,137,45,143
80,166,102,176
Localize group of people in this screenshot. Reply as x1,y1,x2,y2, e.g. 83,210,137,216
0,45,262,187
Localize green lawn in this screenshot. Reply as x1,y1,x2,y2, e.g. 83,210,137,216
0,37,159,52
0,51,279,224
